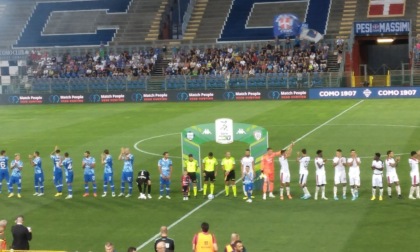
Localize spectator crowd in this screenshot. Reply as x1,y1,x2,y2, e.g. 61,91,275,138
165,40,331,77
27,47,159,79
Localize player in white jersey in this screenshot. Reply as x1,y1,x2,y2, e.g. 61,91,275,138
371,153,384,201
333,149,347,200
297,149,311,199
347,149,361,201
240,149,254,200
279,144,293,200
408,151,419,199
314,150,328,200
385,150,402,199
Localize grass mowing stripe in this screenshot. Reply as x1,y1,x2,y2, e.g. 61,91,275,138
135,100,364,251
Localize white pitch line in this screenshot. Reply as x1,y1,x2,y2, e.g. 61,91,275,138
133,133,183,159
135,100,364,251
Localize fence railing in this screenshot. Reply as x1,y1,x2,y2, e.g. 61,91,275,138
162,72,342,90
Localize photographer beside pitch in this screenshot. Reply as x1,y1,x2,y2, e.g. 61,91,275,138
11,216,32,250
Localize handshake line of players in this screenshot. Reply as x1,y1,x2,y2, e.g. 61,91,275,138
258,143,420,201
0,147,176,200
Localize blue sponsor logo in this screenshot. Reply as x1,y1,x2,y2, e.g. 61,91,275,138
8,96,20,104
48,95,60,103
223,92,235,100
89,94,101,103
268,91,280,100
131,93,143,102
177,92,189,101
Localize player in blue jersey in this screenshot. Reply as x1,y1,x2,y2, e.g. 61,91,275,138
29,151,44,196
101,149,115,197
50,146,63,197
242,165,254,203
0,150,9,194
158,152,173,199
118,147,134,198
61,152,73,199
82,150,97,197
8,153,23,198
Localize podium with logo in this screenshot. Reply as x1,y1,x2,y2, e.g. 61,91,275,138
181,118,268,190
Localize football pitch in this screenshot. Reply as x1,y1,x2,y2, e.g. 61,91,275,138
1,99,420,252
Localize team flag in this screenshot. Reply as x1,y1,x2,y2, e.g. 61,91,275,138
273,14,301,38
368,0,405,17
299,28,323,43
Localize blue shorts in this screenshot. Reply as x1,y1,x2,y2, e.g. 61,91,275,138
245,183,254,192
54,171,63,182
34,173,44,184
160,176,171,187
66,172,74,183
9,176,21,185
104,173,114,183
121,172,133,183
84,174,95,183
0,169,9,181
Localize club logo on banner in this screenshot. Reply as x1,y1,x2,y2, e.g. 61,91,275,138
253,130,262,141
186,131,194,141
273,14,301,38
215,118,234,144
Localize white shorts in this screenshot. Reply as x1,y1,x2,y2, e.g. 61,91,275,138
280,171,290,183
299,173,308,185
386,173,399,184
316,173,326,186
411,173,419,185
372,174,383,187
349,174,360,186
334,171,347,184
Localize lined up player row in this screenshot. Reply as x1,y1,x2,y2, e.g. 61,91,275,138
258,144,420,202
1,146,419,202
0,147,172,199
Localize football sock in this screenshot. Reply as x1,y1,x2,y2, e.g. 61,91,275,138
193,186,197,196
210,183,215,195
396,185,401,195
409,186,415,197
321,186,325,197
387,186,392,196
225,185,229,195
85,185,89,193
372,188,376,196
280,187,284,196
93,183,97,193
232,185,237,196
286,186,290,196
148,185,151,194
343,186,346,196
333,186,337,197
379,188,383,197
203,184,208,195
68,185,72,195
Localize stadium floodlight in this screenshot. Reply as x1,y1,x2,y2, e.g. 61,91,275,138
377,38,394,43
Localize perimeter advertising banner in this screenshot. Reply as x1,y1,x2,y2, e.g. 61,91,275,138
308,87,420,99
0,89,309,105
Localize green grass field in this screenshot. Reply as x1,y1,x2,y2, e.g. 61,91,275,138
1,99,420,252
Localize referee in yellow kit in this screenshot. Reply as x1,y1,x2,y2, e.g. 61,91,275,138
222,151,237,197
202,152,218,197
184,154,199,198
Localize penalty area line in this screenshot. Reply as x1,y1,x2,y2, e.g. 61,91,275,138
135,100,364,251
